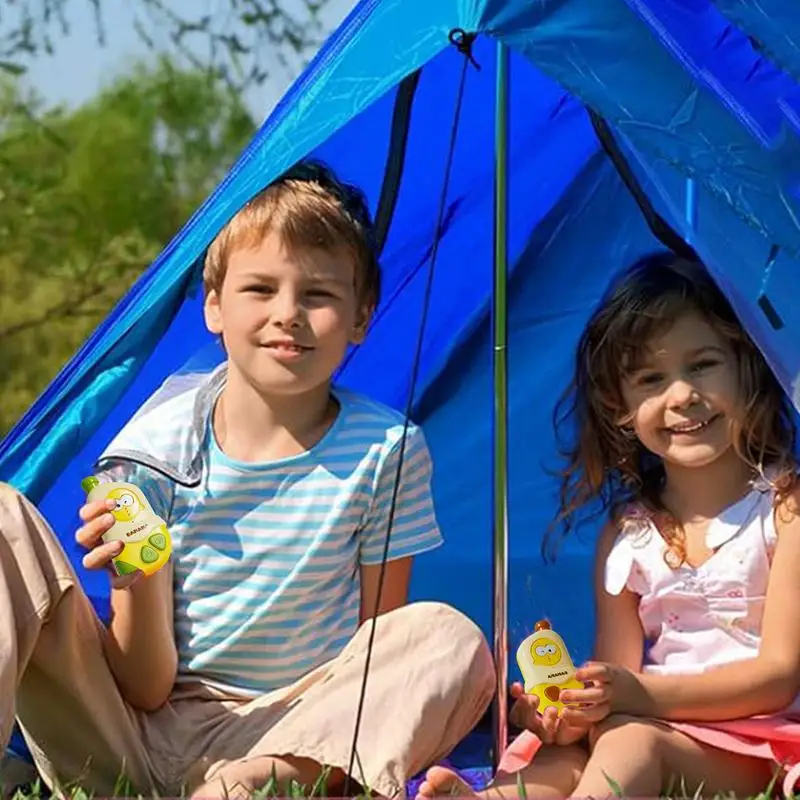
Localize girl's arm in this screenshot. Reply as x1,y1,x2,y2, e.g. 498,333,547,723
555,522,647,734
593,521,646,671
620,485,800,721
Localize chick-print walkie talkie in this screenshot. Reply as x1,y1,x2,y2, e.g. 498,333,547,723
82,476,172,577
516,619,584,715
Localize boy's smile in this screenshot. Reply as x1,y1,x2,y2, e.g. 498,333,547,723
203,231,369,397
262,338,314,361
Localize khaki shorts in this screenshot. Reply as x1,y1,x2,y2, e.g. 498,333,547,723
0,484,495,797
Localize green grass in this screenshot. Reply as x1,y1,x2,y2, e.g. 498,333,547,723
1,756,374,800
0,755,787,800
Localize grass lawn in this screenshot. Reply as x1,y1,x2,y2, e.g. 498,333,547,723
1,752,785,799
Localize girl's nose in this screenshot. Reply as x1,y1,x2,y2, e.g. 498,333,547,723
667,379,699,409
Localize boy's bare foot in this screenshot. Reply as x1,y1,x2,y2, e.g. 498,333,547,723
415,765,478,799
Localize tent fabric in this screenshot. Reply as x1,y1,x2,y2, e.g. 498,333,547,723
3,0,800,773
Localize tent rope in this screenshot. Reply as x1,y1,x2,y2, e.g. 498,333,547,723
343,28,479,796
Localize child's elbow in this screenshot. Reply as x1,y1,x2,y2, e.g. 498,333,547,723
121,652,178,712
125,666,176,712
759,657,800,712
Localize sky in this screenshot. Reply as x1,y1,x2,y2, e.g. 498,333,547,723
13,0,356,121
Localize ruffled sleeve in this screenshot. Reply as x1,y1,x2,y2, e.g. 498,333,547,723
603,511,652,597
604,533,636,596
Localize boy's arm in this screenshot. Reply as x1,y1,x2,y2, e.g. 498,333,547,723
104,563,178,710
358,424,442,621
84,462,178,710
359,557,413,623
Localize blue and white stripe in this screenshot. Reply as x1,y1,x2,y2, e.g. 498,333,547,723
118,387,442,694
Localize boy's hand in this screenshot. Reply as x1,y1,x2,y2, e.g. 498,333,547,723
76,498,142,589
509,683,590,746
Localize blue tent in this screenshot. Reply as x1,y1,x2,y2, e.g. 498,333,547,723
3,0,800,780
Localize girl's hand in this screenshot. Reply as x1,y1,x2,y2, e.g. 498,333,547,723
509,683,590,745
558,662,646,727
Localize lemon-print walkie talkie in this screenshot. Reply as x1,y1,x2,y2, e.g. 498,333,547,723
516,619,584,715
81,476,172,577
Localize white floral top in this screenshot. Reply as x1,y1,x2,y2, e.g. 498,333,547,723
604,475,800,715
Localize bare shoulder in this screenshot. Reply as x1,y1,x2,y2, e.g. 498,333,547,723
595,516,622,559
774,472,800,535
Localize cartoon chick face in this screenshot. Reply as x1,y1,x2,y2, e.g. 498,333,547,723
107,488,142,523
530,637,562,666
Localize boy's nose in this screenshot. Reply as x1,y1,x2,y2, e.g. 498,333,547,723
271,293,303,327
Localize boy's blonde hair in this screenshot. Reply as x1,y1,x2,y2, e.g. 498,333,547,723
203,161,380,310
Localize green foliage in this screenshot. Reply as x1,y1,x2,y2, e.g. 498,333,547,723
0,56,257,436
0,1,326,92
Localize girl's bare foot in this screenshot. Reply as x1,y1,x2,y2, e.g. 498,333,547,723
415,765,478,799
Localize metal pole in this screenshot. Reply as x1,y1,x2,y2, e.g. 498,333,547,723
685,177,696,243
491,39,510,770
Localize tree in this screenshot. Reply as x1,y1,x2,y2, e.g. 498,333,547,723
0,57,257,435
0,0,329,93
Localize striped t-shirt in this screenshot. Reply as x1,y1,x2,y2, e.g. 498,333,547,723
101,382,443,695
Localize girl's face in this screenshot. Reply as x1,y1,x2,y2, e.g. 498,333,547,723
619,311,742,470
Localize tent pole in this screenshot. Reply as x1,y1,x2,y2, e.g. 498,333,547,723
685,177,696,243
491,38,510,770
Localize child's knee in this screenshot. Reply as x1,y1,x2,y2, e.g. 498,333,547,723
377,602,495,698
414,602,495,686
590,713,662,751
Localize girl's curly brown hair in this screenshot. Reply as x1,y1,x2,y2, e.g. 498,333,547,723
545,251,797,564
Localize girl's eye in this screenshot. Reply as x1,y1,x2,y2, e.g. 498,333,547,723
690,359,719,372
637,372,663,386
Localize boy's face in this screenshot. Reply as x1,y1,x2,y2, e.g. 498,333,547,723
204,231,369,398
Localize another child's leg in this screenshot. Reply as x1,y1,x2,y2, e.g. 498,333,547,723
415,745,588,799
574,714,775,798
0,485,156,795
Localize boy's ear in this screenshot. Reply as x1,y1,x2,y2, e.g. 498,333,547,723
204,289,223,334
351,303,374,344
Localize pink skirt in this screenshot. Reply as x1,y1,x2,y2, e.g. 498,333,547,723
498,717,800,796
666,717,800,796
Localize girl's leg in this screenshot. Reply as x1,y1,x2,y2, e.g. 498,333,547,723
416,745,587,799
575,714,776,798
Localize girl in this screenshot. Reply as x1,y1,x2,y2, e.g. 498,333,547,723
417,252,800,798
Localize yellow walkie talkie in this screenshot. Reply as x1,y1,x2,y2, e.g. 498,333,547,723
516,619,584,714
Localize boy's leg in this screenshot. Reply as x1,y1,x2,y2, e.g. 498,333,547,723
0,484,157,795
574,714,775,798
188,601,495,799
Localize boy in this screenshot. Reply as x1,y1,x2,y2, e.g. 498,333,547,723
0,162,494,799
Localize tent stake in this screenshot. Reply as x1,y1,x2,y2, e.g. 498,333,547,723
492,38,510,770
